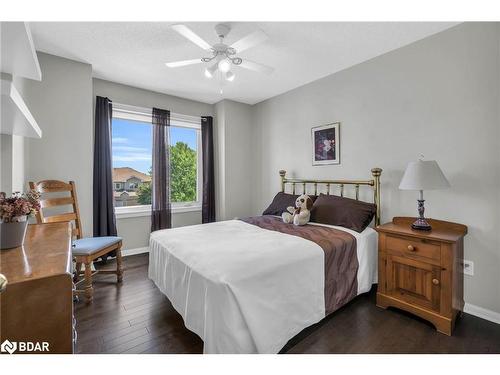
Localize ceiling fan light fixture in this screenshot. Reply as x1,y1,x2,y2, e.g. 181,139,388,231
204,63,217,78
218,59,231,73
166,24,274,88
225,71,235,82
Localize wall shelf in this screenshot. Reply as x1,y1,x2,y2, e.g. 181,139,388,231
1,77,42,138
0,22,42,139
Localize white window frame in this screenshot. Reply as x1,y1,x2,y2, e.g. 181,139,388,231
111,103,202,219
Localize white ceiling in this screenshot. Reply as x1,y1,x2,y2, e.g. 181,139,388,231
30,22,458,105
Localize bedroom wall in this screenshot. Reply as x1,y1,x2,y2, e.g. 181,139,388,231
9,75,28,193
0,135,14,194
1,63,28,195
11,135,25,192
93,79,214,251
253,23,500,315
214,99,255,221
21,53,94,236
214,101,226,221
1,77,28,195
113,211,204,251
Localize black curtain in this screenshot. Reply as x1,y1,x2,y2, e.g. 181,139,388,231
93,96,117,237
151,108,171,231
201,116,215,223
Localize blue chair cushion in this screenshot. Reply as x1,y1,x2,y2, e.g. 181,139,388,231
72,236,122,256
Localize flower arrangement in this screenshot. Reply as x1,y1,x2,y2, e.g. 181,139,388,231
0,190,41,223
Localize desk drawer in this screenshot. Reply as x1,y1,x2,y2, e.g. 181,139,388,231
386,234,440,262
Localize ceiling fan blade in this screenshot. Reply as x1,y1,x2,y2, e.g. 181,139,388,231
165,59,202,68
171,24,212,50
239,60,274,75
230,30,268,53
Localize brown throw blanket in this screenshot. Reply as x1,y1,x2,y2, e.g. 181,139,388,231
241,216,358,315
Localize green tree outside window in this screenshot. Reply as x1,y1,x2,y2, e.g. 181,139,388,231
137,142,197,205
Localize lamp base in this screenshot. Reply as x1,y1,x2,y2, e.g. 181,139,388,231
411,218,432,231
412,199,432,231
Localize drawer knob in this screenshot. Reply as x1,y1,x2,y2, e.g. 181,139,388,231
407,245,415,252
432,278,440,285
0,273,7,293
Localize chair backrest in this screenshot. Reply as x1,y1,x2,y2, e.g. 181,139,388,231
28,180,83,239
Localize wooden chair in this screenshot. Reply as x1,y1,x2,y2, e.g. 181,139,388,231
29,180,123,303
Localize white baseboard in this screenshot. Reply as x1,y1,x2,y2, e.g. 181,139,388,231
122,246,149,257
464,303,500,325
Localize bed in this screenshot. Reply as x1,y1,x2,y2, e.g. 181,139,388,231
148,168,382,354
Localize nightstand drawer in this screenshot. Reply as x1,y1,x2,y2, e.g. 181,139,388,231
386,234,441,262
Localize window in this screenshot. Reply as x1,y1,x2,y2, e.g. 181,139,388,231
111,104,202,217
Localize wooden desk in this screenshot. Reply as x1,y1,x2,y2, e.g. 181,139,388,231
0,222,74,354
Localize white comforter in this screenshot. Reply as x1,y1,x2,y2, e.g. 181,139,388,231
148,219,377,354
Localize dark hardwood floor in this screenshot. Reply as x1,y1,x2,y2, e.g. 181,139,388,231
74,253,500,354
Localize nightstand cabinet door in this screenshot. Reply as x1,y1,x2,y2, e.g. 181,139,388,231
386,254,441,312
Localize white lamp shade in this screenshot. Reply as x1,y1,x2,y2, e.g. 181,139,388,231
399,160,450,191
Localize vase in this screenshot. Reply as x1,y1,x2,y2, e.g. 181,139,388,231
0,220,28,250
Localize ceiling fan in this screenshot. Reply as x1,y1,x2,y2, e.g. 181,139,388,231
165,23,274,82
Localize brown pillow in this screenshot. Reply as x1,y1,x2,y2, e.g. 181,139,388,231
262,192,317,216
310,194,376,232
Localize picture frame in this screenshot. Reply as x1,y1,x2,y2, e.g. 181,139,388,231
311,122,340,165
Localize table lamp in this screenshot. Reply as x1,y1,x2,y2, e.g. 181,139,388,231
399,158,450,231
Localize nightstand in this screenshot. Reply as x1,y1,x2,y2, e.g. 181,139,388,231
376,216,467,335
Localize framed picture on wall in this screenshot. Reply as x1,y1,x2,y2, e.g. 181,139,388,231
311,122,340,165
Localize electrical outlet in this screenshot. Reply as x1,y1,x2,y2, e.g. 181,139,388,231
462,260,474,276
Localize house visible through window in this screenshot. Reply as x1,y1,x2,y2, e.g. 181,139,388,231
111,104,202,215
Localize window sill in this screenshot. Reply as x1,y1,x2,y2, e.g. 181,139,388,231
115,205,202,219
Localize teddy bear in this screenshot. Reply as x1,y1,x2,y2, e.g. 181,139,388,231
282,194,313,226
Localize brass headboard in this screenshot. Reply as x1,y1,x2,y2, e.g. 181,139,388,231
279,168,383,226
